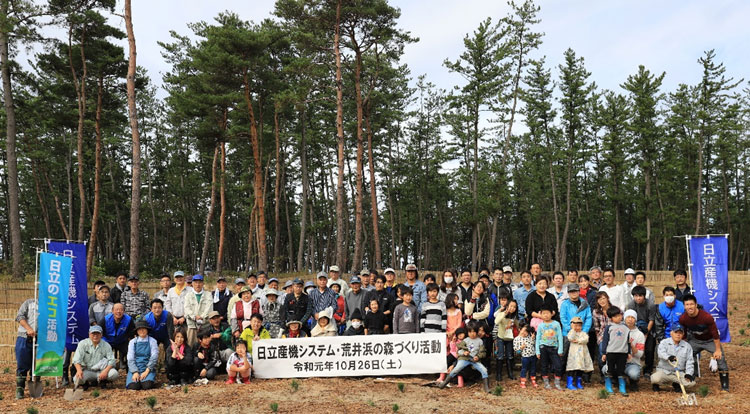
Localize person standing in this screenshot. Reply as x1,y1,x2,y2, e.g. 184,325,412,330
184,274,213,346
309,271,338,326
121,275,150,320
111,272,129,304
14,297,37,399
165,271,190,332
212,275,233,321
154,273,172,302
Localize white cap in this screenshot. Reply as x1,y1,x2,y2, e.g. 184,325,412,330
624,309,637,320
624,268,635,275
384,267,396,275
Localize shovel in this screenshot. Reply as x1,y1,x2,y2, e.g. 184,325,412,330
63,377,84,401
669,359,698,406
28,376,44,398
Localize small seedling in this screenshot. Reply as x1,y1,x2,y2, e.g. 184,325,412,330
366,400,375,407
146,396,157,409
740,329,746,336
698,385,710,397
734,305,738,311
291,379,299,392
746,313,750,319
746,322,750,328
270,402,279,412
729,311,733,316
512,411,527,414
27,407,39,414
392,404,400,413
492,384,503,396
0,392,3,400
183,385,189,394
597,388,609,399
44,379,50,387
397,382,405,393
3,367,9,374
92,390,100,398
742,338,750,347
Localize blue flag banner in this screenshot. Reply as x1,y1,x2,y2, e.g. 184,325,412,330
35,252,72,376
689,236,731,343
46,241,89,351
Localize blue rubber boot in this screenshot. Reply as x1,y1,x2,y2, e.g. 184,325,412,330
604,376,614,394
566,376,576,390
576,376,584,390
618,377,629,396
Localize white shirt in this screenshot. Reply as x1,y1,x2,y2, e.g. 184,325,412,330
599,283,627,311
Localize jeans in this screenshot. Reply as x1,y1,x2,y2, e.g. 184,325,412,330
521,356,536,379
539,345,562,377
494,338,514,360
624,363,641,381
447,359,488,379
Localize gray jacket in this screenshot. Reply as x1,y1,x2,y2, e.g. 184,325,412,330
656,337,694,376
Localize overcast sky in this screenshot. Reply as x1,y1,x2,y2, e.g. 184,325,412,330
102,0,750,100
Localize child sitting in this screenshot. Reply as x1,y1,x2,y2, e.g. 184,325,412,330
477,323,493,371
364,299,388,335
438,321,491,393
437,327,467,387
311,308,337,337
343,309,365,336
282,320,308,338
493,296,518,381
193,328,223,381
225,339,251,384
535,304,563,390
566,316,593,390
513,322,537,388
601,306,630,396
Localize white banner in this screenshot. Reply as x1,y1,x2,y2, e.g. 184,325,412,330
252,333,447,378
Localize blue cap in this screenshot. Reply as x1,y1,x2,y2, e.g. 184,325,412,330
350,275,362,284
672,324,684,333
173,271,185,278
292,278,303,285
89,325,103,334
192,274,204,281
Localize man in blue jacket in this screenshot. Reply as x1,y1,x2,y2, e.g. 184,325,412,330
559,284,592,373
654,286,684,342
102,303,135,369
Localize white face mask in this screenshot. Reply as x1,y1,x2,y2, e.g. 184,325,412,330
664,295,675,304
352,321,362,329
444,277,454,284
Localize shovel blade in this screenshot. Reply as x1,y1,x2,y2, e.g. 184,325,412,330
63,388,83,401
28,381,44,398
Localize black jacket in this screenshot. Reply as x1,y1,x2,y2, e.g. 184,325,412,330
282,293,312,325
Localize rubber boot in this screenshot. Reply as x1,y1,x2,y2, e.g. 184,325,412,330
506,358,515,380
604,376,614,394
554,376,562,390
437,373,446,383
543,376,551,389
16,376,25,400
482,378,491,393
437,375,452,389
495,359,503,381
566,376,576,390
576,376,584,390
519,378,526,389
240,375,251,384
618,377,629,396
719,372,729,392
530,376,538,388
456,375,464,388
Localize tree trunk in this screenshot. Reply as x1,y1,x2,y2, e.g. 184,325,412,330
334,0,347,271
200,146,219,274
86,75,104,275
217,141,226,273
351,49,365,271
365,111,381,269
644,172,652,271
1,0,22,280
273,103,282,271
31,161,52,238
144,137,157,263
243,72,267,271
107,148,128,261
68,24,88,241
297,107,309,271
124,0,141,276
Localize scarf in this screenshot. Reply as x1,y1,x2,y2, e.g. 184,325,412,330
213,287,231,303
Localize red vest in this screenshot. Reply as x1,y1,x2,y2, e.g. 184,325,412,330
234,299,260,330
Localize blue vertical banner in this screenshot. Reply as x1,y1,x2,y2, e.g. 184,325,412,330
46,241,88,351
35,252,72,376
689,236,731,343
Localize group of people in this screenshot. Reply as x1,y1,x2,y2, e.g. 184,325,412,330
14,264,730,399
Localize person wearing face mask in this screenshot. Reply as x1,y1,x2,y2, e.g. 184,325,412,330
439,269,457,302
343,309,365,336
654,286,684,343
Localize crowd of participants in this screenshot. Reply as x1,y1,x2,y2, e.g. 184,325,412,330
13,264,730,398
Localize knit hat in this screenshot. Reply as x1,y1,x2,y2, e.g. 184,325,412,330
624,309,638,321
350,308,363,321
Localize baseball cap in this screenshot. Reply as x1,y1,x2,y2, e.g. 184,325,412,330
624,268,635,275
571,316,583,324
624,310,637,320
192,274,204,281
265,288,280,297
216,275,226,282
360,269,369,276
128,274,139,281
283,280,293,289
502,266,513,273
329,265,341,273
566,283,580,292
268,277,279,284
317,271,328,279
257,270,267,276
89,325,103,334
292,278,303,285
173,271,185,278
208,311,221,319
405,263,417,271
350,275,362,284
384,267,395,275
672,324,684,333
235,278,246,285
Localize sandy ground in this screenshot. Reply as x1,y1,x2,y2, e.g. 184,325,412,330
4,303,750,414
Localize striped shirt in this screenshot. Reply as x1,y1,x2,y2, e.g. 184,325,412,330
309,287,338,314
420,300,447,333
